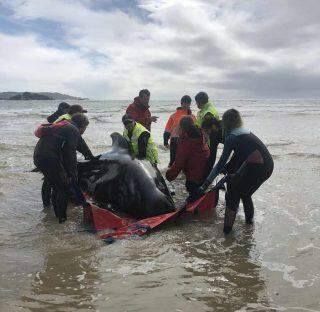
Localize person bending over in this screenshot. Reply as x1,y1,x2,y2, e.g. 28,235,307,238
54,104,87,123
41,104,94,207
122,114,159,166
166,116,210,203
34,113,90,223
53,104,94,160
163,95,196,167
42,102,70,207
200,109,274,234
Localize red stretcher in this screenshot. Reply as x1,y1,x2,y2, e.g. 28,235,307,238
83,189,218,243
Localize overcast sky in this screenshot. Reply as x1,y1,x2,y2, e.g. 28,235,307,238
0,0,319,100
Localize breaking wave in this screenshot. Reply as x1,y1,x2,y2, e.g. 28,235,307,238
273,152,320,160
285,152,320,159
267,141,294,147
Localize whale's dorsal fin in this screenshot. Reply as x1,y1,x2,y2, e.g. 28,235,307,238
110,132,131,153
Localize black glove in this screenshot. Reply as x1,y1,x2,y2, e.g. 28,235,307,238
163,131,170,146
195,187,206,198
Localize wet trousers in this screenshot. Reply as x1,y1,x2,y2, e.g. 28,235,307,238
169,137,179,167
205,131,220,173
35,158,70,222
224,163,273,232
41,177,52,206
185,181,203,203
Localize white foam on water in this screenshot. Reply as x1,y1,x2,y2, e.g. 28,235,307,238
261,261,312,288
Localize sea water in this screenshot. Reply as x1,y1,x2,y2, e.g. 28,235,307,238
0,99,319,311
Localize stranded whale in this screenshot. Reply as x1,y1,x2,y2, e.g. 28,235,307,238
77,133,175,219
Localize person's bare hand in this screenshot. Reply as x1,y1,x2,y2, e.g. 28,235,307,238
151,116,158,123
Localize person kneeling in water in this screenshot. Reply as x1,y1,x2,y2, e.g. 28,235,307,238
166,116,210,203
200,109,274,233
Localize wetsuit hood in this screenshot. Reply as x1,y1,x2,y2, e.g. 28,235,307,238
229,127,250,136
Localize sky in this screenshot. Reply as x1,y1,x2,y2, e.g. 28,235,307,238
0,0,319,100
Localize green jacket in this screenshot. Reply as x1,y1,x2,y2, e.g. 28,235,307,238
196,102,220,147
54,113,72,123
123,122,159,165
196,102,219,128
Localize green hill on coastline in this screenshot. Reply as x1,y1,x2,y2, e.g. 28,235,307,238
0,91,84,100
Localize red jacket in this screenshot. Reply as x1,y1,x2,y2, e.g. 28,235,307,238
166,132,210,183
126,97,152,131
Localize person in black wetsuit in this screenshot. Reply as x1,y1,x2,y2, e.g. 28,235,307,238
42,102,70,206
34,113,90,223
41,104,95,207
200,109,274,234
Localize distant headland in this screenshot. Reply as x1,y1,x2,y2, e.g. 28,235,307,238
0,92,87,100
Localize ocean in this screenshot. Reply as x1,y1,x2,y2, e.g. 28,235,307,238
0,99,319,311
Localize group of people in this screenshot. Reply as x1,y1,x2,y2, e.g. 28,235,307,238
33,89,274,233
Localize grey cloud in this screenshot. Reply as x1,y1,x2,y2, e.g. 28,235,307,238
2,0,320,99
164,35,230,70
163,34,267,72
233,0,320,50
65,78,118,99
237,21,320,51
148,59,190,73
193,47,267,70
210,68,320,98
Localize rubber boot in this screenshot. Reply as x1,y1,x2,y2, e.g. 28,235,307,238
223,208,237,234
59,217,67,224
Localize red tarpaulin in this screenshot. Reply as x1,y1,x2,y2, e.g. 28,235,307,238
83,189,218,242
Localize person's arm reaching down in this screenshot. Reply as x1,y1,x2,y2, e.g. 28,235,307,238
201,136,235,190
166,139,189,181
